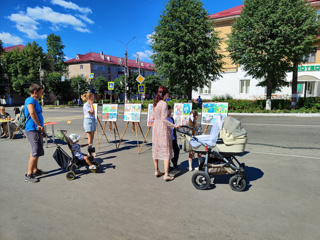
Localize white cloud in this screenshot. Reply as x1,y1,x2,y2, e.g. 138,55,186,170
64,56,71,60
51,0,92,14
134,50,153,61
0,32,23,45
146,32,154,45
77,14,94,24
7,6,91,39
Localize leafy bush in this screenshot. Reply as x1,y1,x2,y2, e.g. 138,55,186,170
68,101,75,106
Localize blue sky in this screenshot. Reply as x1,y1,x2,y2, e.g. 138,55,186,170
0,0,243,63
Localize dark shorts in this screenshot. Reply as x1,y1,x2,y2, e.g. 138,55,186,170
25,130,44,157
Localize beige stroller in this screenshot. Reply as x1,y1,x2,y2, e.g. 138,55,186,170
178,115,247,191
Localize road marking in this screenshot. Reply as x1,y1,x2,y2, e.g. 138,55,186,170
250,151,320,160
243,123,320,128
44,115,84,122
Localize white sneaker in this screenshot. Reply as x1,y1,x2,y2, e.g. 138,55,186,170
89,165,97,170
188,167,193,172
194,167,199,171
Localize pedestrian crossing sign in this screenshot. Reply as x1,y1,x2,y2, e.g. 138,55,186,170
138,84,145,94
89,73,94,79
108,82,114,90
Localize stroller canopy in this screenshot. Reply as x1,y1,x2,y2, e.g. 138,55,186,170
222,117,247,138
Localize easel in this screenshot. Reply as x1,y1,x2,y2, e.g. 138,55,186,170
120,121,145,153
98,121,121,149
203,125,209,134
81,117,105,147
138,126,151,154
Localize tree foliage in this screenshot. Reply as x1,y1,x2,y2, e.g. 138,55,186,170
151,0,223,99
46,33,66,73
0,40,9,97
70,76,89,96
3,41,49,97
46,72,72,102
144,75,163,97
93,76,108,96
227,0,320,102
114,72,141,99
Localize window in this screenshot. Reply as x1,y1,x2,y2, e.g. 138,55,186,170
113,67,116,72
81,74,83,78
80,65,83,70
108,76,111,81
108,66,111,74
200,84,211,94
303,48,317,63
102,66,105,71
240,80,250,94
93,65,99,70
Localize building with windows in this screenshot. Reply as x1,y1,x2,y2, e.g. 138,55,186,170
65,51,155,83
193,0,320,100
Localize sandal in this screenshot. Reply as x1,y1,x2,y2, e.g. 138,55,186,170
155,171,164,177
163,175,174,181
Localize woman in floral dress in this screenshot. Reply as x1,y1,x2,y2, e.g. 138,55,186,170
152,86,179,181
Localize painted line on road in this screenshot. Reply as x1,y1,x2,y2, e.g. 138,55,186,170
244,123,320,128
250,151,320,160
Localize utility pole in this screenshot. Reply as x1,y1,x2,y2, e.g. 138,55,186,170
118,36,136,103
38,56,45,107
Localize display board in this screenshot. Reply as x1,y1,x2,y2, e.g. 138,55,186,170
173,103,192,126
124,104,142,122
147,104,154,127
201,102,228,125
102,104,118,122
93,103,98,120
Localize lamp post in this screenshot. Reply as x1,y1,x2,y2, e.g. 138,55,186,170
38,56,45,107
118,36,136,103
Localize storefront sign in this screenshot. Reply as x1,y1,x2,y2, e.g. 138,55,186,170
298,65,320,72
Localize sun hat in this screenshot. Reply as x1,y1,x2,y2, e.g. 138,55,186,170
69,134,80,143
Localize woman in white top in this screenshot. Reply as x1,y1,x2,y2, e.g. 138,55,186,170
81,93,96,147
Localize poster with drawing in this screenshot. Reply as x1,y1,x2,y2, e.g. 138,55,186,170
93,103,98,120
147,104,154,127
173,103,192,126
201,102,228,125
124,104,142,122
102,104,118,122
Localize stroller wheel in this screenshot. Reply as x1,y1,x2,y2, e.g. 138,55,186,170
191,171,211,190
66,171,75,181
229,175,246,192
89,162,100,173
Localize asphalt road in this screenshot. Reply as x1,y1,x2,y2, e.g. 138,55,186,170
0,107,319,240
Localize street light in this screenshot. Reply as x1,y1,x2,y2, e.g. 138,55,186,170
118,36,136,103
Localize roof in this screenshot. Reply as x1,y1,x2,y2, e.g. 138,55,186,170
3,44,25,52
208,0,320,20
65,52,155,71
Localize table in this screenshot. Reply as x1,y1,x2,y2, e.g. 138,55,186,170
44,121,58,148
0,118,14,139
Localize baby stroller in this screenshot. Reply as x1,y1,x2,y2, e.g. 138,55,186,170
53,130,100,181
178,115,247,191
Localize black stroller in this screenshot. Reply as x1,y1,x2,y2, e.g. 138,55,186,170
53,130,100,181
178,116,247,191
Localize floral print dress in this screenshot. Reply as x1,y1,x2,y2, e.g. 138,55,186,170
152,100,175,161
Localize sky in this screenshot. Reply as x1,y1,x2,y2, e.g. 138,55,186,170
0,0,243,63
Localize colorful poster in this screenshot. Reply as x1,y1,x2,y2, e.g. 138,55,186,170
102,104,118,122
147,104,154,127
124,104,142,122
173,103,192,126
93,103,98,120
201,102,228,125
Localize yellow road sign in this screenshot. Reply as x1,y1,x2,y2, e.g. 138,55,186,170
138,84,145,94
89,73,94,79
136,75,145,84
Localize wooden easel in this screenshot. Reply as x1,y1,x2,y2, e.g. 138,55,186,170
120,122,145,153
138,126,151,154
203,125,209,134
98,121,120,149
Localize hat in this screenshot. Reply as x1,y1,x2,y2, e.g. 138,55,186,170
69,134,80,143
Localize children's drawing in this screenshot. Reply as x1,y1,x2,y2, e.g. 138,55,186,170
147,104,154,127
124,104,141,122
102,104,118,122
201,102,228,125
173,103,192,125
93,103,98,120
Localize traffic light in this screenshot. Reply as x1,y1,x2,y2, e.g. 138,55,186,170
128,67,131,77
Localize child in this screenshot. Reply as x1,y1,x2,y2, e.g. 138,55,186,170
69,134,96,170
187,110,202,171
167,105,180,169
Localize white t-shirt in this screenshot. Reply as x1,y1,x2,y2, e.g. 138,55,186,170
83,102,94,119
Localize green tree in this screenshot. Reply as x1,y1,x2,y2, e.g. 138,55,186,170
46,33,66,73
0,40,9,97
227,0,319,109
114,72,140,100
144,75,163,98
93,76,107,97
70,75,89,96
3,41,48,97
46,72,72,102
151,0,223,100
